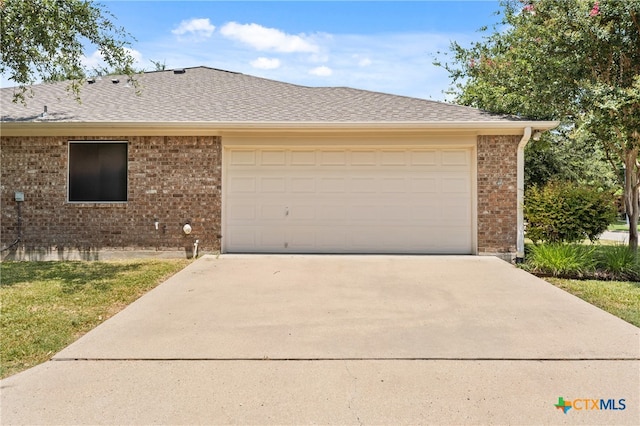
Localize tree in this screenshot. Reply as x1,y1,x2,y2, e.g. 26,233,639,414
525,128,617,190
149,59,167,71
438,0,640,249
0,0,136,103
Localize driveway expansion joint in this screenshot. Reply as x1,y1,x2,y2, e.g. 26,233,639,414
50,357,640,362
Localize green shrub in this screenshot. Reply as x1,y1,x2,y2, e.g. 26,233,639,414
525,181,617,243
595,245,640,280
528,243,596,277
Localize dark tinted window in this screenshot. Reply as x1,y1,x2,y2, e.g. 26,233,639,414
68,142,127,202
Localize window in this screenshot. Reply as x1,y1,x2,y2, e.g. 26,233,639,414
68,141,128,202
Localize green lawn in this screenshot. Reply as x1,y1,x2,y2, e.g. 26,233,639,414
545,277,640,327
0,259,189,379
608,220,640,232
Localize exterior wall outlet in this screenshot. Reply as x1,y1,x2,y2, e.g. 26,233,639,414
14,192,24,202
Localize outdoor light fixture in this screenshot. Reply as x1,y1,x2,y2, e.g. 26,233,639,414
183,223,192,235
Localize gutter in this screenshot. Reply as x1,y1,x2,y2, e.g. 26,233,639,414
516,127,532,262
0,120,560,137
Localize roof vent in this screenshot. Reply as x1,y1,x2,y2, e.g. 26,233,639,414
111,79,120,84
173,69,186,74
87,78,96,84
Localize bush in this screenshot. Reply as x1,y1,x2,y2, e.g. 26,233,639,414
525,181,617,243
595,245,640,280
528,243,596,277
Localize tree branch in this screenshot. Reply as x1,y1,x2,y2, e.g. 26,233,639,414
631,11,640,37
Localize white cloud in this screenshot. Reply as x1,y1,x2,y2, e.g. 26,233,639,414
82,50,106,69
171,18,215,40
82,48,143,72
220,22,319,53
309,66,333,77
115,27,478,101
250,57,281,70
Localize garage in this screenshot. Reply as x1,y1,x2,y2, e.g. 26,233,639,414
224,139,475,254
1,66,559,259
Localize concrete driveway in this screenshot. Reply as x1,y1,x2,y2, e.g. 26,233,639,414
1,255,638,425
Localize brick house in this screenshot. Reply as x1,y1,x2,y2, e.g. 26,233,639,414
1,66,557,260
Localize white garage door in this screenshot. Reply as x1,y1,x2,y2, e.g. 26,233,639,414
224,147,473,254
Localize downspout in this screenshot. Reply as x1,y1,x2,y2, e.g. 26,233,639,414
516,127,532,263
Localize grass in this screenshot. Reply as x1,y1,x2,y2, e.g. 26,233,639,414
527,243,596,277
523,242,640,327
546,277,640,327
608,219,640,232
0,259,189,379
524,243,640,280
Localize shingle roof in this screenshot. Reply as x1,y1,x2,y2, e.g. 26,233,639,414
1,66,519,123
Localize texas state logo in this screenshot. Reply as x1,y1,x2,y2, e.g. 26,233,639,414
555,397,572,414
554,397,626,414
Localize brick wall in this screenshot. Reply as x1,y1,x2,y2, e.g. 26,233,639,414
477,134,521,256
1,136,222,258
2,133,522,258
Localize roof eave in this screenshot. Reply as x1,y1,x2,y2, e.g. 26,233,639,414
0,120,560,137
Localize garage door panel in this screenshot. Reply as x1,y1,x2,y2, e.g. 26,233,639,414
260,177,286,192
260,205,287,220
351,178,377,193
410,205,441,222
442,177,470,193
316,230,348,247
317,205,347,221
289,205,316,220
225,147,473,254
442,149,470,165
351,150,377,165
227,228,257,248
291,177,316,192
229,177,256,193
291,150,316,165
260,150,286,165
410,177,438,193
380,178,407,193
380,150,406,165
230,150,256,165
348,204,379,221
319,178,347,193
261,228,287,247
410,150,438,166
321,151,347,165
288,229,316,248
378,204,409,221
228,204,256,220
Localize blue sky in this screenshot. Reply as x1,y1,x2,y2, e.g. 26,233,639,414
22,1,505,100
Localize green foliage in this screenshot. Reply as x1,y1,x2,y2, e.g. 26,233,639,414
525,181,617,243
0,259,189,378
547,277,640,327
525,129,618,190
437,0,640,249
524,243,640,281
527,243,597,277
1,0,136,103
149,59,167,71
595,244,640,280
